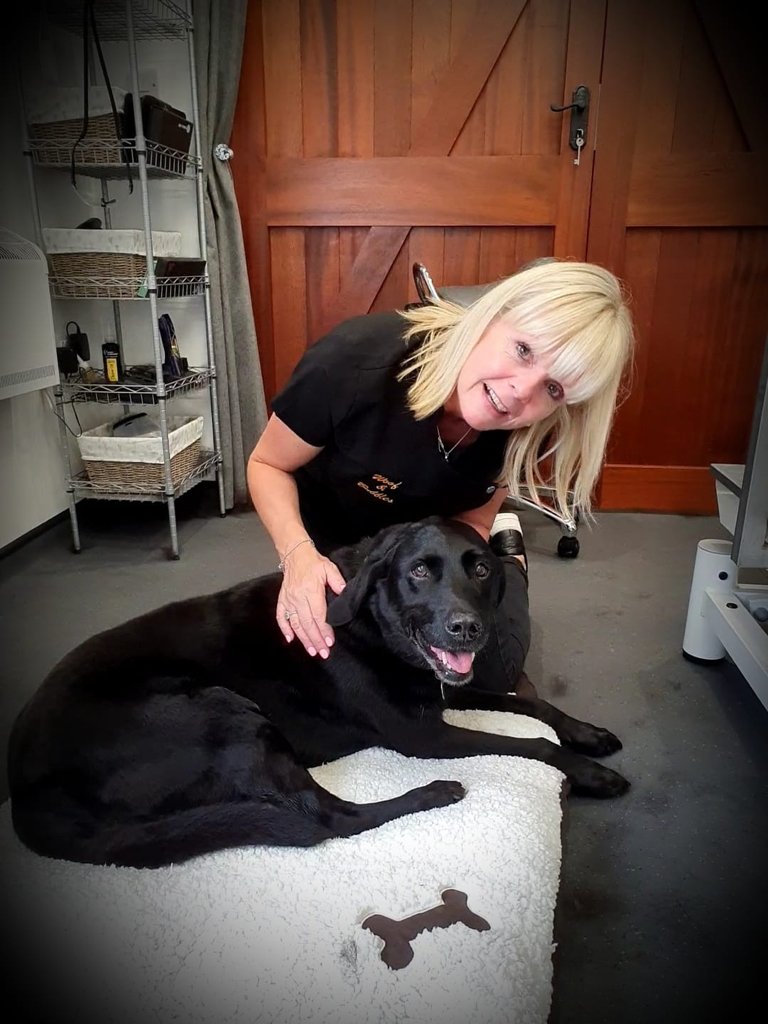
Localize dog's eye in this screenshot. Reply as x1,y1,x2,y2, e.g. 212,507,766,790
411,562,429,578
475,562,490,579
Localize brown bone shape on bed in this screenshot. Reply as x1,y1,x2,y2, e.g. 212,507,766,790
362,888,491,970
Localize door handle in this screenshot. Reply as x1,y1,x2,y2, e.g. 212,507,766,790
550,85,590,158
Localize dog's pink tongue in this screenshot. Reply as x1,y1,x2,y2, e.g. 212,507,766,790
431,647,473,674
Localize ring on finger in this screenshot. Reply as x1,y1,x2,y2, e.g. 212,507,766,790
284,609,297,621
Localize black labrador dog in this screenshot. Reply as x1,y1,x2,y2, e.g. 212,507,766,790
8,518,629,869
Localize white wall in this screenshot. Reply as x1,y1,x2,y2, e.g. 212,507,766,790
0,19,208,550
0,46,67,549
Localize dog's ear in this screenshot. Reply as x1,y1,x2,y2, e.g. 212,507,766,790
327,523,411,627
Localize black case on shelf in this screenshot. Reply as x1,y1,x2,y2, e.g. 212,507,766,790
123,94,193,156
154,257,206,278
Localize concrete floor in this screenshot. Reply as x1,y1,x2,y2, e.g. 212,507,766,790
1,489,767,1024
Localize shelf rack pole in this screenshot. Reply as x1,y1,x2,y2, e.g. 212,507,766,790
125,0,180,558
54,386,82,553
99,179,126,375
186,3,227,518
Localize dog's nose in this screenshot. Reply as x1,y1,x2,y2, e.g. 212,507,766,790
445,612,482,642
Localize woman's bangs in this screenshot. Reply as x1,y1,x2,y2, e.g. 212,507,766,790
512,300,622,405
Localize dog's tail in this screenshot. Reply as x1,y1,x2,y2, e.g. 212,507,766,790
12,797,331,869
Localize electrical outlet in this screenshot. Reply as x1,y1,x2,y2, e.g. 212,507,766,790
139,68,158,96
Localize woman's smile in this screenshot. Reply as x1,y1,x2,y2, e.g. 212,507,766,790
483,383,508,415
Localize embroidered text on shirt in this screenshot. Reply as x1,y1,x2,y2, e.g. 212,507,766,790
372,474,402,490
357,474,402,503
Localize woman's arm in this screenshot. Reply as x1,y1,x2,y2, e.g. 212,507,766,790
451,486,508,543
248,414,322,559
248,414,347,658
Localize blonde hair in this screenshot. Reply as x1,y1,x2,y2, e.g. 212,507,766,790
398,260,634,521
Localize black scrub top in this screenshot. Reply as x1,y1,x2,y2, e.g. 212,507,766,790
271,311,508,551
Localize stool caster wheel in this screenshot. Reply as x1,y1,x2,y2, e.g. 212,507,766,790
557,536,579,558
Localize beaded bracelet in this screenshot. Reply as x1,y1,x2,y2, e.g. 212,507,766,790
278,537,315,571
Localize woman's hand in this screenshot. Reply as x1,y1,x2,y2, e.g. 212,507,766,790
277,544,347,658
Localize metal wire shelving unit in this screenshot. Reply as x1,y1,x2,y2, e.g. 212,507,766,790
49,275,206,299
69,449,220,500
29,138,200,179
61,367,214,404
46,0,191,40
21,0,226,559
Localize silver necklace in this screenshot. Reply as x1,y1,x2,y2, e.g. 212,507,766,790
437,424,473,461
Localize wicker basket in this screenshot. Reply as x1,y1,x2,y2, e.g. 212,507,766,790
77,415,204,489
44,228,184,297
29,112,122,165
84,441,201,488
48,251,149,279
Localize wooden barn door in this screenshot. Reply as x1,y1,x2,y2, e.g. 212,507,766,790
589,1,768,513
232,0,767,515
232,0,606,401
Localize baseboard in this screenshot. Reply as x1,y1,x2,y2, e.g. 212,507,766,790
0,510,69,561
598,465,718,515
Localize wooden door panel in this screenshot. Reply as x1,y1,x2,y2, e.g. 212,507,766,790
519,0,568,157
482,4,528,156
316,224,557,324
370,240,412,315
410,0,528,157
450,0,568,158
443,228,482,289
305,227,341,342
265,156,559,225
450,0,487,156
262,0,303,158
373,0,412,157
333,226,411,330
443,226,554,286
234,0,604,398
694,2,764,154
301,0,339,159
628,157,768,227
606,223,768,511
336,0,374,158
590,0,768,513
611,228,759,465
233,0,273,402
269,228,308,393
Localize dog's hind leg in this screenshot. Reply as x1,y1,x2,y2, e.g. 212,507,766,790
13,684,467,868
94,800,339,868
33,779,467,868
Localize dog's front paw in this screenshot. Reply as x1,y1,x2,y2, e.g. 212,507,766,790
560,721,623,757
416,780,467,810
567,760,630,799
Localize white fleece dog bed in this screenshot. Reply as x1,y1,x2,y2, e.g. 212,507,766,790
1,710,566,1024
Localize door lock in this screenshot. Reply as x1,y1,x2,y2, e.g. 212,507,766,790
550,85,590,159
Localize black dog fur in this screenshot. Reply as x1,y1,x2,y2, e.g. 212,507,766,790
8,518,629,869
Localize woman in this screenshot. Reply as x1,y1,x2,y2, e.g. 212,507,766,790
247,259,633,693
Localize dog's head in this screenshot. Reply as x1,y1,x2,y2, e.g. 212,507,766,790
327,517,505,686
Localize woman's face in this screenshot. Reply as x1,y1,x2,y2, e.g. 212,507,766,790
452,317,569,431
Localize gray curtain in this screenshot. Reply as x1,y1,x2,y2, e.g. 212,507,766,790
194,0,267,508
